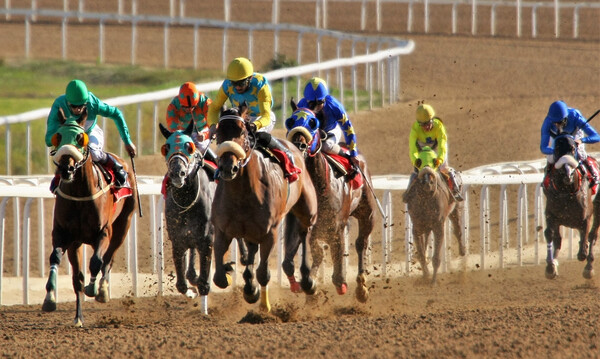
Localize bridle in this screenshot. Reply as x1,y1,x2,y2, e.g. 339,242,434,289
54,149,111,202
167,152,203,213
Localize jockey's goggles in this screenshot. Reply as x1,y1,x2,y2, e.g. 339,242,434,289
419,119,433,127
556,117,568,126
68,103,86,111
232,77,251,88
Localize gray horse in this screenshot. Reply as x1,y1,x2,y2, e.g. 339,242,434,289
405,161,465,284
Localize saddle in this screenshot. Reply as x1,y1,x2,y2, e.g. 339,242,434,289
323,152,363,190
256,146,300,182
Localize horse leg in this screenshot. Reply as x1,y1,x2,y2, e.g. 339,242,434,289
354,206,375,303
577,223,590,262
329,227,347,296
171,240,192,296
449,205,466,256
196,235,213,296
242,241,260,305
282,214,302,293
544,222,561,279
213,229,234,289
85,227,111,298
583,235,596,279
584,207,600,279
67,243,85,327
298,224,317,296
256,235,275,312
431,227,444,285
236,238,249,266
413,231,430,280
42,247,65,312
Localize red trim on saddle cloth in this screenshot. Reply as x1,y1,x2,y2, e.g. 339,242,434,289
204,159,217,171
111,186,132,202
327,153,364,190
271,149,301,183
161,175,169,199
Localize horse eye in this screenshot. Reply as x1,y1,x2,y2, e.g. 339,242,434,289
308,118,317,130
161,144,169,157
285,118,295,130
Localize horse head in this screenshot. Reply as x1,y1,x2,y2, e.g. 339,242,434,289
552,154,582,192
51,107,89,182
160,121,199,188
285,99,321,156
553,134,577,163
215,102,251,181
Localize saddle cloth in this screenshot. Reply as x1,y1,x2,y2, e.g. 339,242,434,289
325,153,364,190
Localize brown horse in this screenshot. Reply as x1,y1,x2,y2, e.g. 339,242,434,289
211,103,318,312
284,104,375,302
404,148,465,284
41,108,136,326
543,134,599,279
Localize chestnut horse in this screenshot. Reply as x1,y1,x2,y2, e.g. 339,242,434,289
211,104,318,312
42,108,136,326
159,122,215,303
404,147,465,284
543,134,599,279
285,105,375,302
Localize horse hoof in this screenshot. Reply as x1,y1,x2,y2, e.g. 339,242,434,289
213,273,231,289
583,267,594,280
185,288,198,299
290,282,301,293
42,299,57,312
243,285,260,304
355,286,369,303
301,278,317,295
577,252,587,262
336,283,347,295
73,318,83,328
84,283,98,298
545,260,559,279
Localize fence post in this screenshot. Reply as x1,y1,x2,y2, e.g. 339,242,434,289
554,0,560,38
471,0,477,35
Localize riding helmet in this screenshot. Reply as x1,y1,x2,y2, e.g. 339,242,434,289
227,57,254,81
178,82,200,107
303,77,329,102
416,104,435,123
65,79,89,106
546,101,569,123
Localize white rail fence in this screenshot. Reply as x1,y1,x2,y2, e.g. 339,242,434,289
3,157,580,306
4,0,599,39
0,44,413,175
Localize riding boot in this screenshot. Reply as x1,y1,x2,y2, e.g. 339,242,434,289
267,136,302,182
584,157,599,194
402,171,417,203
103,153,127,187
203,147,218,163
448,169,464,202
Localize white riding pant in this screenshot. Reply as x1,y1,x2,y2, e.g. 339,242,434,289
322,125,343,154
86,123,107,163
249,112,276,133
546,129,587,164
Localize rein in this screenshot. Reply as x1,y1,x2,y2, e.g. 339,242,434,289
55,150,112,202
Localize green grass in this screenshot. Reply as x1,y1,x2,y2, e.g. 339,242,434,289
0,59,381,175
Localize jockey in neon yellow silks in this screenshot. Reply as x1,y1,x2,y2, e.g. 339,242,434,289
403,104,463,202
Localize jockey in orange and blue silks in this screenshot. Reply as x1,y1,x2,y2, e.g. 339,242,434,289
46,79,136,187
297,77,360,168
166,82,217,178
207,57,301,181
540,100,600,193
404,104,463,202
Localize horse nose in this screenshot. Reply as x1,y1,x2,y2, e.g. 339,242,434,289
298,143,307,151
179,170,186,178
68,165,76,172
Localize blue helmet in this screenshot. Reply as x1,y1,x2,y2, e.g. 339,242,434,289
546,101,568,123
303,77,328,102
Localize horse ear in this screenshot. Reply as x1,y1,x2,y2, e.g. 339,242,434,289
57,107,67,124
184,121,194,136
290,98,297,111
159,123,172,139
219,105,228,117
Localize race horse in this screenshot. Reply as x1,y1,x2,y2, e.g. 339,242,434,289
404,146,465,284
42,108,136,326
284,104,375,302
211,103,318,312
159,122,216,306
543,134,599,279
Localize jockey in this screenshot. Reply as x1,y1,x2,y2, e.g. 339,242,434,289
297,77,361,174
207,57,301,181
166,82,217,179
45,79,136,187
404,104,463,202
540,100,600,194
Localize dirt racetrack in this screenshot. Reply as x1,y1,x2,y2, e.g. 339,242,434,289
1,1,600,358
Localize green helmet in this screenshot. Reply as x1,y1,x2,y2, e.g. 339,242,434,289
65,79,89,106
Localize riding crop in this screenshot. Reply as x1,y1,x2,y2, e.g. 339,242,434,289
130,157,143,217
355,165,390,228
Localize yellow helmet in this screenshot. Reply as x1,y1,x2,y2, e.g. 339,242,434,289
416,104,435,123
227,57,254,81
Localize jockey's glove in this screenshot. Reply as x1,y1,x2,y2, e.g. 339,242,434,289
434,158,443,168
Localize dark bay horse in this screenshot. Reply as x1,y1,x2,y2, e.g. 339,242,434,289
285,105,375,302
42,108,136,326
404,147,465,284
543,134,599,279
159,122,215,306
211,104,318,312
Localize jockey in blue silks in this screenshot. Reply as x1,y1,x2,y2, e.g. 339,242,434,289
540,100,600,193
297,77,360,170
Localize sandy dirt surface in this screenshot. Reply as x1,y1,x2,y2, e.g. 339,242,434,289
1,1,599,358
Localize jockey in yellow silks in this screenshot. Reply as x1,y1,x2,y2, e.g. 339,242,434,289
404,104,463,202
207,57,301,181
